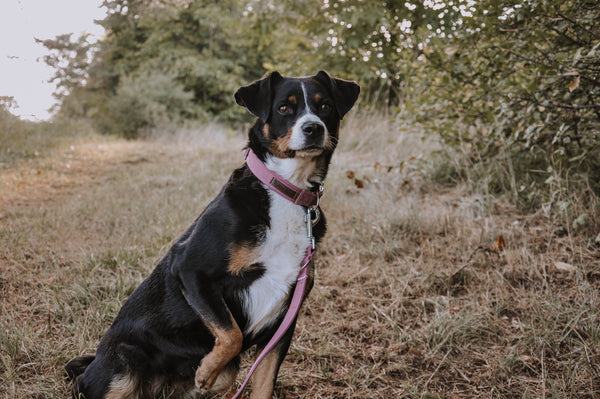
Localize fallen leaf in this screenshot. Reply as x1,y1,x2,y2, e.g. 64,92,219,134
409,347,422,356
354,178,364,189
346,170,355,179
493,234,505,252
568,75,580,92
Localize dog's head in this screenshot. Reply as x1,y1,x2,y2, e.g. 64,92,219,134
235,71,360,161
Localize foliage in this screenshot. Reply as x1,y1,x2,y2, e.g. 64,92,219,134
0,97,95,167
41,0,460,134
39,0,600,234
36,34,96,117
409,0,600,233
41,0,272,135
94,69,196,138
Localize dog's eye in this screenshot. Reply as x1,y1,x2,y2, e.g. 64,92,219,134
278,105,290,115
320,103,332,113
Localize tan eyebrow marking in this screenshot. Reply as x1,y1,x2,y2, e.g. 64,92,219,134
287,95,297,104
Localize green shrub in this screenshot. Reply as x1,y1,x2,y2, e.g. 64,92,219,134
91,70,196,138
403,0,600,238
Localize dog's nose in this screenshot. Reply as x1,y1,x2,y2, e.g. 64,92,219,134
302,122,324,137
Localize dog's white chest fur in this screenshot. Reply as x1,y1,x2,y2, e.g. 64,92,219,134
242,192,309,336
242,180,312,336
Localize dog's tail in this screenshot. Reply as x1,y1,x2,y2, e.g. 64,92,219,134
65,354,96,381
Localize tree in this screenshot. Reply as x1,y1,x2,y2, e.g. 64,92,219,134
36,34,95,116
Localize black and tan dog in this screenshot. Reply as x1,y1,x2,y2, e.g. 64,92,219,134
66,71,359,399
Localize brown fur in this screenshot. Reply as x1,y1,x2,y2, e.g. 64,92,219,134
270,129,293,158
247,349,281,399
227,244,259,276
210,363,239,395
195,318,243,390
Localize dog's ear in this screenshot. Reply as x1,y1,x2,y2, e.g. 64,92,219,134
65,354,96,380
314,70,360,119
235,71,283,122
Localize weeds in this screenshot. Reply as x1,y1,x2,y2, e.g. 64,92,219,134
426,139,600,245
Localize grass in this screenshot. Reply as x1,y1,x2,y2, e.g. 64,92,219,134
1,113,599,398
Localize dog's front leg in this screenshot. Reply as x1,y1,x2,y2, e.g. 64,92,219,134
249,319,298,399
178,272,243,391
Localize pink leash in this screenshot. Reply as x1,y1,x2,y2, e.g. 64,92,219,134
230,149,321,399
231,247,314,399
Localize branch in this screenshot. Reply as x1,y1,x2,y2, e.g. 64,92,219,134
557,12,599,39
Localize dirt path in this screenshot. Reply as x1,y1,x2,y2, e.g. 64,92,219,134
0,140,167,208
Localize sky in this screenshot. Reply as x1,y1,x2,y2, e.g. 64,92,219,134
0,0,105,121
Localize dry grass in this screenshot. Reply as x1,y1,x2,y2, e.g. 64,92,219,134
1,115,599,398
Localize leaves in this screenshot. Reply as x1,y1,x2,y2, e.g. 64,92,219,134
493,234,505,252
345,170,365,189
568,75,580,92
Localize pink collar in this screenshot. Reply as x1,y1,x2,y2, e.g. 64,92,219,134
244,149,322,207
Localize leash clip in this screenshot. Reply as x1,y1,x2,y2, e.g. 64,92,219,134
305,206,320,250
305,184,323,250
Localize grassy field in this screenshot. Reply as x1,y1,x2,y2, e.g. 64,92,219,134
1,115,599,398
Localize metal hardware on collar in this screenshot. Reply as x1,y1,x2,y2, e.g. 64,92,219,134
305,206,320,250
314,184,323,207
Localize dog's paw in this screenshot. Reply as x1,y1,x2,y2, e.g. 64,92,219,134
195,364,219,390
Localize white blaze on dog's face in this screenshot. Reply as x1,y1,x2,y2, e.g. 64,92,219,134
287,82,329,154
234,71,360,187
264,76,340,159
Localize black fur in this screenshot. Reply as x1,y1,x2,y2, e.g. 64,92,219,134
67,70,359,399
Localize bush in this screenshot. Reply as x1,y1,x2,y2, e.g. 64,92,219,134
91,70,196,138
405,0,600,237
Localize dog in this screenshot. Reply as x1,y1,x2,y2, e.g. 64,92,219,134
66,70,359,399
